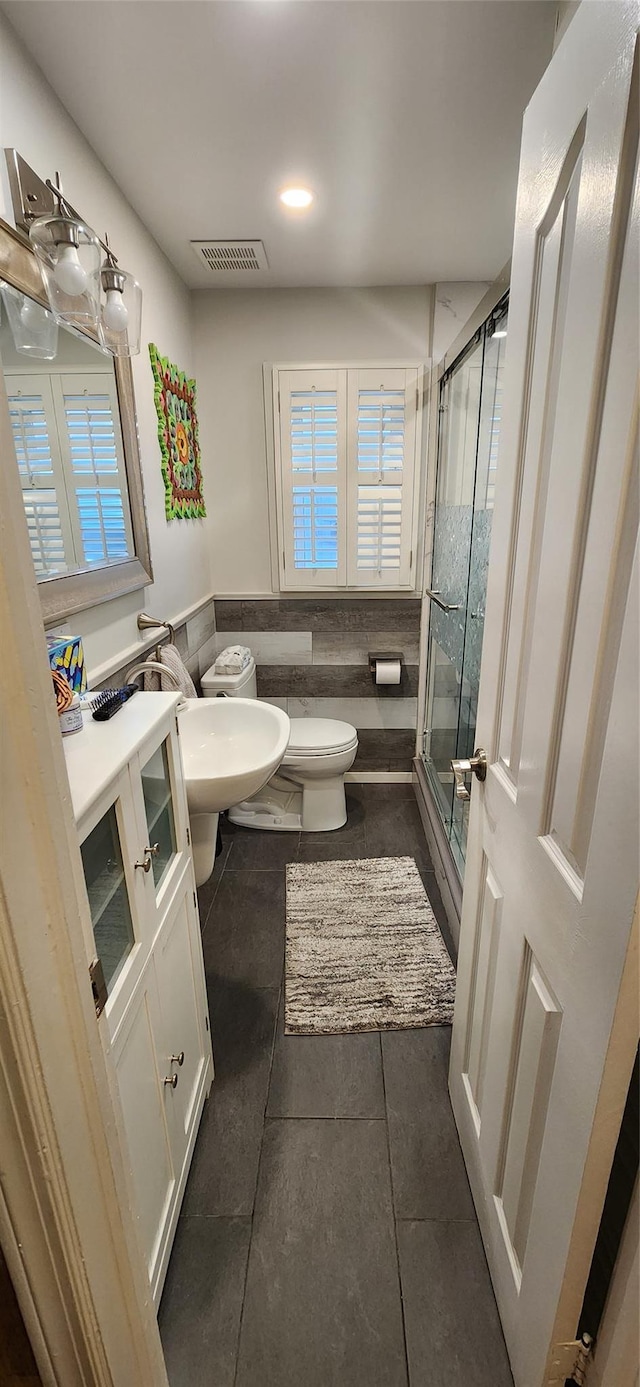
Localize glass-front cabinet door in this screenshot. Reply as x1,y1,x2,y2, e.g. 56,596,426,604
140,737,178,892
422,295,508,878
81,802,134,995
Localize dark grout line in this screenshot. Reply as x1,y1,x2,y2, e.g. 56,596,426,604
199,841,234,937
394,1214,478,1225
263,1115,387,1122
232,966,284,1387
380,1030,412,1387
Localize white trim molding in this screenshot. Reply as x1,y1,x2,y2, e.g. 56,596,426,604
0,371,169,1386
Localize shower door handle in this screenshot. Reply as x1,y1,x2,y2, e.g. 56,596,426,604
425,589,460,613
451,749,487,801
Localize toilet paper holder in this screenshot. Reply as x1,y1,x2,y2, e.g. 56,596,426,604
368,651,403,684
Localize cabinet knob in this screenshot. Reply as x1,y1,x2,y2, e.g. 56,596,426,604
134,844,159,872
170,1051,185,1067
164,1073,178,1089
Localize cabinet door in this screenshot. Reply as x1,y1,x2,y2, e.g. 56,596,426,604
154,882,210,1172
136,722,190,924
79,769,147,1025
110,966,176,1289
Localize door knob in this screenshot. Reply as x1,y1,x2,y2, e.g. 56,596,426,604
134,851,152,872
164,1073,178,1089
450,748,487,801
170,1051,185,1067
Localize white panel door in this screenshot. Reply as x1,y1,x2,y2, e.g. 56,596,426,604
449,8,639,1387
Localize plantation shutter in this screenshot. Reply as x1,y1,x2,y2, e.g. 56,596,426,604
6,375,74,578
277,368,347,588
346,367,418,588
52,373,133,567
274,364,420,591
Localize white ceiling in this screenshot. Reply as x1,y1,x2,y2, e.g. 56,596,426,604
2,1,557,289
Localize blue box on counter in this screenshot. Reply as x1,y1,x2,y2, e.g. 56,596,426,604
46,634,87,694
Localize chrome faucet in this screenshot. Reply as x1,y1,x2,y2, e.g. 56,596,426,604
126,660,182,690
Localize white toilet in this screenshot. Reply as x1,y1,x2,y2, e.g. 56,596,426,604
201,657,358,832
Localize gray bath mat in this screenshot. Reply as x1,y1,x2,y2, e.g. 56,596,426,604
285,856,456,1034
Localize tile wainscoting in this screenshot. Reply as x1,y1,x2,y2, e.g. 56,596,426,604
93,596,217,692
215,598,421,772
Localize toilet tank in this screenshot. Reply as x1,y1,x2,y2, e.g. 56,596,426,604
201,655,257,699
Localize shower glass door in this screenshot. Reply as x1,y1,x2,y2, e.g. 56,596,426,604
422,298,508,877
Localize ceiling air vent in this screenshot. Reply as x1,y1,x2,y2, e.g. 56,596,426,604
190,240,269,273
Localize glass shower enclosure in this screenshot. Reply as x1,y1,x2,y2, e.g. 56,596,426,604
421,295,508,878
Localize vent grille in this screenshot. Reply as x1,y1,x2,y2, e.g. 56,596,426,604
190,240,269,273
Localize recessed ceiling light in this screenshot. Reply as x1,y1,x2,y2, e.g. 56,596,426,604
493,329,507,339
279,187,314,209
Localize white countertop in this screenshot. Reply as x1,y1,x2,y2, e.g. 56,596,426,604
63,691,180,824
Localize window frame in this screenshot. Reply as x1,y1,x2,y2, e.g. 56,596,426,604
268,360,426,594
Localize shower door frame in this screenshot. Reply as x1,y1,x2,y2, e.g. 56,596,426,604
415,274,510,936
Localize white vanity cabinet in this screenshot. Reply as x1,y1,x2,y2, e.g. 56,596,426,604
64,693,213,1304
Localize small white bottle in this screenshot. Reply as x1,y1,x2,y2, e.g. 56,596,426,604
59,693,83,736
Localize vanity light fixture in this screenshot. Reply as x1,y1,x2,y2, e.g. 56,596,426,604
100,239,142,357
279,187,314,209
0,282,59,359
4,151,143,356
29,181,103,333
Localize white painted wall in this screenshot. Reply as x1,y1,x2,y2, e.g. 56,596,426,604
0,16,214,675
192,286,431,595
431,282,492,364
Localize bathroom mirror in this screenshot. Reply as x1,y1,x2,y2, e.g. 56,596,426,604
0,217,152,621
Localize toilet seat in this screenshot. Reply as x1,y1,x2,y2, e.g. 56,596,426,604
283,717,358,760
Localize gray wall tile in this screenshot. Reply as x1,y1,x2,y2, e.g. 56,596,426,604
186,599,217,656
215,630,313,665
313,631,420,664
257,664,418,699
216,597,421,634
287,696,417,728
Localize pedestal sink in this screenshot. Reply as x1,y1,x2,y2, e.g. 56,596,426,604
177,697,290,886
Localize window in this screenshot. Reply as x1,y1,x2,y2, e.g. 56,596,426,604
7,371,132,577
273,364,422,589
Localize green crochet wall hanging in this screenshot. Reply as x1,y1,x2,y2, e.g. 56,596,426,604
149,343,206,520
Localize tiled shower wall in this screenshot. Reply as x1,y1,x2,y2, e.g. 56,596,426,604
215,598,421,772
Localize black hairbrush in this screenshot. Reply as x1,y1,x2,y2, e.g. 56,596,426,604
91,684,138,721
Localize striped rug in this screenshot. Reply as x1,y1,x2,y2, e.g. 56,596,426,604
285,856,456,1035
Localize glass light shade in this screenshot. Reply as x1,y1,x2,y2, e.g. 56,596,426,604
29,214,102,330
0,283,59,359
100,264,142,357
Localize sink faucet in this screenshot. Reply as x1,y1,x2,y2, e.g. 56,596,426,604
126,660,182,691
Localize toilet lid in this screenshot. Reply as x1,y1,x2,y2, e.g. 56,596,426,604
285,718,358,757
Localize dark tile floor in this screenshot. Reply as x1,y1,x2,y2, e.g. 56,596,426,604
159,786,513,1387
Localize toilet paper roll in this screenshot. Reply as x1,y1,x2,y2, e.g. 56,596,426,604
375,658,401,686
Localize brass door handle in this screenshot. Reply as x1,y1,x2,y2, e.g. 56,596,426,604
170,1051,185,1067
164,1073,178,1089
451,749,487,801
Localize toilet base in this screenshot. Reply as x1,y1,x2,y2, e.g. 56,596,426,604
228,773,348,833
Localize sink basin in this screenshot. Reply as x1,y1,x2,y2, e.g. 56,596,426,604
178,697,290,814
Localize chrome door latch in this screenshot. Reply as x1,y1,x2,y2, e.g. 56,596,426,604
450,749,487,800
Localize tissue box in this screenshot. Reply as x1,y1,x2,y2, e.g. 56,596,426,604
46,634,87,694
